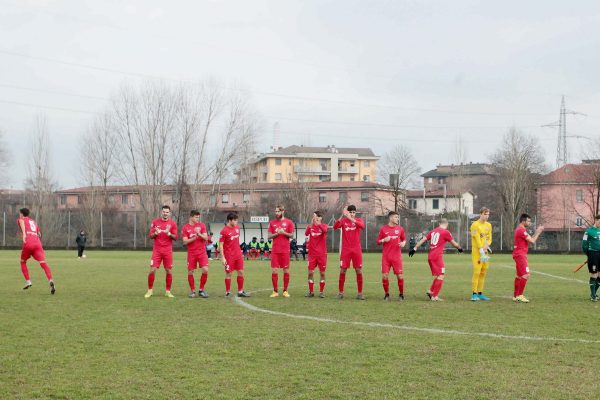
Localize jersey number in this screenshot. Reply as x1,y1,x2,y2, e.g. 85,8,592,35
431,232,440,246
28,220,38,233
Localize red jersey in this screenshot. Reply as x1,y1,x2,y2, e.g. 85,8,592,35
219,225,243,261
305,223,328,256
181,222,207,253
149,218,178,250
18,217,41,246
512,225,530,256
426,227,453,259
268,217,295,254
376,224,406,259
333,217,364,252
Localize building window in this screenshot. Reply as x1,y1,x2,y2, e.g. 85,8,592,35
209,195,216,206
77,195,83,205
364,160,370,167
432,199,439,210
576,216,583,227
221,194,229,203
275,158,282,166
363,175,370,182
350,176,355,181
275,173,282,181
319,175,330,182
243,193,250,203
60,195,67,205
350,161,355,167
121,194,129,205
288,159,292,165
339,192,348,202
361,192,369,202
108,195,115,205
320,160,328,171
576,190,584,203
428,177,433,183
409,199,417,209
319,192,326,203
438,177,445,184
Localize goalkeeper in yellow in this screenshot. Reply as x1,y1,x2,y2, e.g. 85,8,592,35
470,207,492,301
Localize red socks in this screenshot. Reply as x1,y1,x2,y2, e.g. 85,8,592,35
357,273,363,294
382,278,389,294
308,279,315,293
200,273,208,290
283,273,290,291
166,274,172,291
148,272,155,289
319,280,325,293
338,273,346,293
272,273,278,291
39,262,53,280
514,277,528,297
397,278,404,295
225,277,231,292
188,275,195,291
431,278,443,297
237,276,244,292
20,262,30,281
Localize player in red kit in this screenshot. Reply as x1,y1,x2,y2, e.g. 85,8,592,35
376,211,406,301
409,218,463,301
182,210,209,298
512,213,544,303
333,205,365,300
18,208,55,294
304,210,328,298
268,205,295,298
219,213,250,297
145,205,178,298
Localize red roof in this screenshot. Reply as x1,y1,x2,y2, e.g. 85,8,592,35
406,189,470,198
540,163,600,185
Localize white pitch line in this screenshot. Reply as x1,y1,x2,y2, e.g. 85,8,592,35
234,289,600,344
496,264,587,284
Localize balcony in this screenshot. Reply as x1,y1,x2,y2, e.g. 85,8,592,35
294,166,331,175
338,166,358,173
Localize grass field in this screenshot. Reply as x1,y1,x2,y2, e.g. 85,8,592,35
0,250,597,399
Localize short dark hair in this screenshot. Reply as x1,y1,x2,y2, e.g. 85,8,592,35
479,207,490,214
347,205,357,212
20,208,30,217
226,213,238,221
388,211,398,218
314,210,323,218
519,213,531,223
162,205,171,211
189,210,200,217
276,205,285,211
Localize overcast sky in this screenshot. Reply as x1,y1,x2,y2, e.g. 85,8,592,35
1,0,599,189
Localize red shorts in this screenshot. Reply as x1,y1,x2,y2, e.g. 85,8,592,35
271,253,290,268
225,257,244,272
428,257,445,276
187,252,209,270
151,250,173,269
308,254,327,272
340,250,362,269
513,254,529,276
21,243,45,262
382,256,402,274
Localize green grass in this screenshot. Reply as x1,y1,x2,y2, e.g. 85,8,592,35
0,250,597,399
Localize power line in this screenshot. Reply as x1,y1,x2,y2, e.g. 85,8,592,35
0,83,108,101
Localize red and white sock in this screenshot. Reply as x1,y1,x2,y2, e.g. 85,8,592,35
308,279,315,293
382,278,389,294
40,262,53,281
237,276,244,292
166,273,173,291
200,273,208,290
432,279,444,297
188,275,195,291
338,273,346,293
225,277,231,292
20,262,30,281
148,273,155,289
283,273,290,291
397,278,404,295
357,273,364,294
272,273,278,292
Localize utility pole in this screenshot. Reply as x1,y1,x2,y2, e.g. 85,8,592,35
542,95,586,168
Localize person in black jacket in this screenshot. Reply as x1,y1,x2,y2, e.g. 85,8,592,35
76,230,87,259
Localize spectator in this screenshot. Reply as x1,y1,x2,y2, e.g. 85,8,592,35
206,232,214,260
76,230,87,259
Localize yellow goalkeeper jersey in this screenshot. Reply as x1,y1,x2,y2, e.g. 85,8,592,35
470,220,492,254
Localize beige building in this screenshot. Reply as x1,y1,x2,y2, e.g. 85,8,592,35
238,145,379,183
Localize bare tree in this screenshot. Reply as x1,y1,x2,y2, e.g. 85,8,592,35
377,145,421,212
0,129,11,187
25,115,63,245
491,127,546,248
